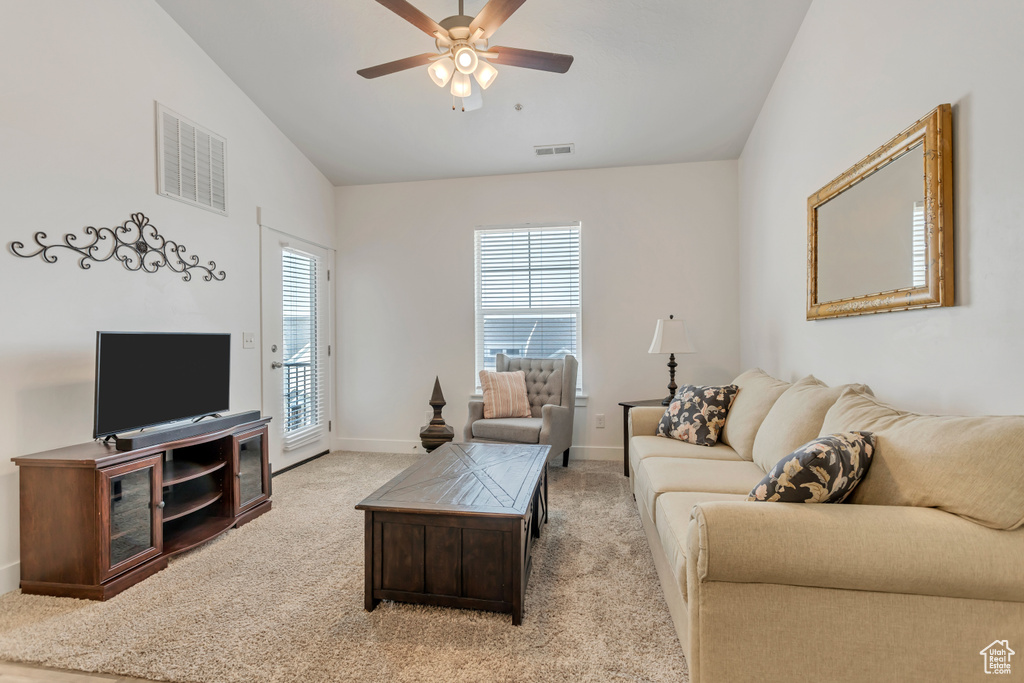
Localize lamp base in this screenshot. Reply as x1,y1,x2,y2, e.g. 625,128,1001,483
662,353,678,406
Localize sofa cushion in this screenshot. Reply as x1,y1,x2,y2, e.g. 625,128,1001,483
821,388,1024,530
634,457,766,524
656,384,738,446
689,500,1024,603
655,492,749,603
752,376,872,473
748,432,875,503
630,436,742,473
471,417,543,443
719,369,790,461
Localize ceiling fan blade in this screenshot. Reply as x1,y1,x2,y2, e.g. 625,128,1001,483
374,0,447,39
461,87,483,112
469,0,526,40
357,53,437,79
488,46,573,73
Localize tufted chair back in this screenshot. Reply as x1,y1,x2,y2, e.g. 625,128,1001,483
496,354,578,418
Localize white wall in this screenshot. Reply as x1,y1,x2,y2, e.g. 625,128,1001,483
738,0,1024,414
335,161,740,458
0,1,335,594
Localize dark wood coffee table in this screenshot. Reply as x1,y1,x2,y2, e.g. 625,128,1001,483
356,442,550,625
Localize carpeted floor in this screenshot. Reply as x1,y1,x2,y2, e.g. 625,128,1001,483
0,453,687,682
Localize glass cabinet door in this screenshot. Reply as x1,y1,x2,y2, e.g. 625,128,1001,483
100,455,162,581
234,428,269,514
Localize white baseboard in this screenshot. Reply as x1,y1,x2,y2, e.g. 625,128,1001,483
0,562,19,595
332,438,621,462
332,438,426,455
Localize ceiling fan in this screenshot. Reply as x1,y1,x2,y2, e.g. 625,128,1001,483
357,0,574,110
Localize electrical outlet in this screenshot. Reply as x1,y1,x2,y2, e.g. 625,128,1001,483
242,332,256,349
596,413,606,428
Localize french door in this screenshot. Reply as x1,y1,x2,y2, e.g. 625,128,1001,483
260,227,334,472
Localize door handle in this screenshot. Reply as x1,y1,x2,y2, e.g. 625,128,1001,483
271,361,283,369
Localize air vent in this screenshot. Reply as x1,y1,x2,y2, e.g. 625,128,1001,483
534,143,575,157
156,103,227,215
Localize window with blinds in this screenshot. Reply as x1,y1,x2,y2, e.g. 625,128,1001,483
474,225,581,387
156,103,227,215
911,200,927,288
282,250,326,450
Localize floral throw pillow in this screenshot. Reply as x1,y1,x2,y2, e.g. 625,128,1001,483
656,384,739,447
748,432,875,503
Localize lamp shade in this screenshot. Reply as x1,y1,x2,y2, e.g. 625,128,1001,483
473,60,498,89
450,71,472,97
648,317,695,354
454,46,478,74
427,57,455,87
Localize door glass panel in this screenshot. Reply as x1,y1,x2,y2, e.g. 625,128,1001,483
238,435,265,507
109,467,153,567
282,250,323,449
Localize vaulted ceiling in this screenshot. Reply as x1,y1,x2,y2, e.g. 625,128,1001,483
156,0,812,186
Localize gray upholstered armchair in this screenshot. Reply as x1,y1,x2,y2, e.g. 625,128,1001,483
465,354,578,467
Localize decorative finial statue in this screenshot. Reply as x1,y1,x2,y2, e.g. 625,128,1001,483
419,376,455,452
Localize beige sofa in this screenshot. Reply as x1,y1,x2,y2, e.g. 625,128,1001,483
629,369,1024,683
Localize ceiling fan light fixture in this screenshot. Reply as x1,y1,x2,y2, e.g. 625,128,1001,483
427,56,455,87
454,45,478,74
450,71,472,97
473,60,498,89
357,0,574,111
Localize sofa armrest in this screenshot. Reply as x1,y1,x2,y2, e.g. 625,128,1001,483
628,406,665,438
464,400,485,441
688,501,1024,603
539,403,572,450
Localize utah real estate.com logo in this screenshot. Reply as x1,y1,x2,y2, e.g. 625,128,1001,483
980,640,1014,675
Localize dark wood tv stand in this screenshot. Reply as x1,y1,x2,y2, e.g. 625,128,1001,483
12,417,272,600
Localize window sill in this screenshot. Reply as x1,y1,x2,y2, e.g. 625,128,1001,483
471,393,588,407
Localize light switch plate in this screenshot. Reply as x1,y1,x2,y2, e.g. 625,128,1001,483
242,332,256,349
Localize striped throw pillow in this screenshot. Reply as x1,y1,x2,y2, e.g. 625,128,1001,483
480,370,532,419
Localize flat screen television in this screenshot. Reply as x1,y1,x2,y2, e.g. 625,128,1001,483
93,332,231,439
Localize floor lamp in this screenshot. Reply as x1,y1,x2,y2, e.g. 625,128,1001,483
648,315,696,405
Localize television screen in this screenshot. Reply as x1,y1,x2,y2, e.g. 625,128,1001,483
93,332,231,438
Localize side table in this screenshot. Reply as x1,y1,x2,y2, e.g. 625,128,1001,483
618,399,667,477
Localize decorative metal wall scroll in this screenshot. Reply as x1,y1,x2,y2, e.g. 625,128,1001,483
9,212,226,282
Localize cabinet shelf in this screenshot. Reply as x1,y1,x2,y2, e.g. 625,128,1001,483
163,489,223,522
163,459,226,486
163,516,235,556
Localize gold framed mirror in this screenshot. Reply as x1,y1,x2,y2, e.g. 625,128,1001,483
807,104,953,320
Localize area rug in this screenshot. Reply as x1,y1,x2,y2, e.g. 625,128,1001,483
0,453,687,682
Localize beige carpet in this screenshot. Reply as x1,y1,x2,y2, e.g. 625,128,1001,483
0,453,687,682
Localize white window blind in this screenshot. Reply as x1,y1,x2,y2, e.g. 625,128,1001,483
157,103,227,215
474,225,581,387
912,200,927,288
281,249,327,450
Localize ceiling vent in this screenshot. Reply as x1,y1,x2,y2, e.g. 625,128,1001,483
156,103,227,215
534,143,575,157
